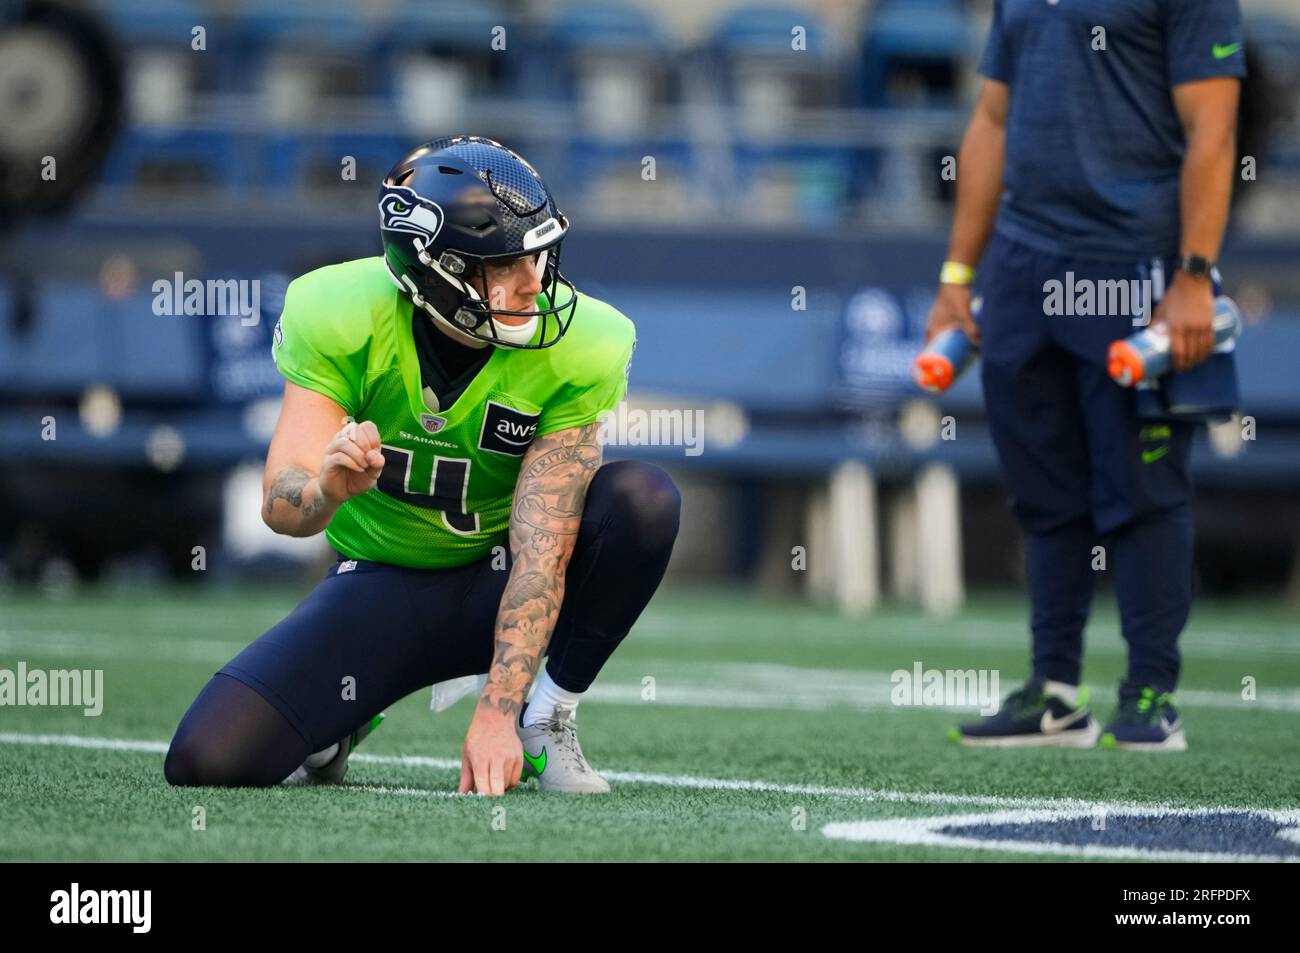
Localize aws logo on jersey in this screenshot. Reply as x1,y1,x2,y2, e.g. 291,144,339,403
378,185,444,245
479,400,540,456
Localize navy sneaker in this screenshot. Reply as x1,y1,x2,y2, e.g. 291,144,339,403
950,679,1100,748
1099,684,1186,751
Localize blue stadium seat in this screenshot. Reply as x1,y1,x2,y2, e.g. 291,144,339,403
258,130,407,191
538,3,671,107
710,4,828,56
705,6,850,223
239,2,382,52
391,0,514,47
548,2,668,52
0,283,205,400
378,1,517,101
232,1,392,113
110,288,207,399
0,280,19,388
3,284,101,394
607,286,838,413
861,0,971,107
1234,319,1300,420
99,126,250,191
101,0,208,44
732,142,856,226
534,5,681,193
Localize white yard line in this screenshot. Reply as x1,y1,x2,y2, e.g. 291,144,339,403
0,730,1292,814
6,730,1298,861
2,629,1296,713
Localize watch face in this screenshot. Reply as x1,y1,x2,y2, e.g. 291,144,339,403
1180,255,1212,277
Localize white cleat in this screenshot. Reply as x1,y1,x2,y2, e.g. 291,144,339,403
517,706,611,795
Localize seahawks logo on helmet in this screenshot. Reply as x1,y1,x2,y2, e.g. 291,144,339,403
378,185,445,245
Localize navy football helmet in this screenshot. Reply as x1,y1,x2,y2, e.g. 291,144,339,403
378,135,576,348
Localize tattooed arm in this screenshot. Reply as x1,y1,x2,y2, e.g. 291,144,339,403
458,422,603,796
262,381,385,537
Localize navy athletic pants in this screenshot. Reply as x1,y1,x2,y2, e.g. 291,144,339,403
977,233,1196,693
164,460,680,786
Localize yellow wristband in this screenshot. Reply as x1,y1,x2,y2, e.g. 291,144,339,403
940,261,976,286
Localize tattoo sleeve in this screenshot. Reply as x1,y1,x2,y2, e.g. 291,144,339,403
264,466,327,526
479,422,602,719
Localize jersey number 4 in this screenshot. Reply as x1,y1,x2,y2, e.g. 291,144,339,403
376,445,480,536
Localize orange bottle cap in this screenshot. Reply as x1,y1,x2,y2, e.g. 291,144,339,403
913,352,954,393
1107,340,1144,386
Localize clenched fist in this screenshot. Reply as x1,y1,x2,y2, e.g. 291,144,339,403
319,419,385,506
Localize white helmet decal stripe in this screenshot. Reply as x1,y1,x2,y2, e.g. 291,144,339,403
522,217,563,251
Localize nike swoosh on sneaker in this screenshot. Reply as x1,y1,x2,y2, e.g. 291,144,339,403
523,747,547,775
1040,708,1088,733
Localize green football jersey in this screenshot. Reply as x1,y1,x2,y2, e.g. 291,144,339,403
271,256,635,569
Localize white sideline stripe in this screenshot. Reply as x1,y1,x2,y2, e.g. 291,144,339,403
635,617,1300,658
7,615,1300,664
821,808,1300,863
352,785,459,799
0,731,170,754
2,629,1296,714
587,663,1300,714
4,731,1299,819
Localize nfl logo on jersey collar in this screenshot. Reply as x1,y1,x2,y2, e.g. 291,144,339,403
419,413,448,434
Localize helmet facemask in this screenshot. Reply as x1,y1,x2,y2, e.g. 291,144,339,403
409,232,577,349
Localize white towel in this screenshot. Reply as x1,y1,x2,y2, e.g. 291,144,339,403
429,673,487,712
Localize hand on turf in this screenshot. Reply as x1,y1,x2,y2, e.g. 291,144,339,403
458,708,524,797
1154,273,1215,373
925,282,982,348
319,419,385,506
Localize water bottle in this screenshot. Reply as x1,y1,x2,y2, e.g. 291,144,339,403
913,327,977,394
1107,295,1243,387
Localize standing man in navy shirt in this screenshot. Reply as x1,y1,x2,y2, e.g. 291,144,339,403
927,0,1246,750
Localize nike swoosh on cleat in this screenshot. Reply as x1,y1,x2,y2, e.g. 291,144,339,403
1040,708,1088,733
523,747,547,776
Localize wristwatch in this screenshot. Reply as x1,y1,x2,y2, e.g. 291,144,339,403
1177,254,1214,280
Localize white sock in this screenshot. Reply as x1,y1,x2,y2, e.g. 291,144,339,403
304,742,339,768
1044,680,1081,707
524,670,583,727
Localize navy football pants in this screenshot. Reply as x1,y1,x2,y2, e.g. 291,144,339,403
164,460,680,786
977,233,1195,693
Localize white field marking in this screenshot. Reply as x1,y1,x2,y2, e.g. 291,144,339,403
2,622,1295,714
584,661,1300,714
4,731,1299,823
350,785,459,799
634,615,1300,658
0,732,170,754
821,807,1300,863
6,613,1300,662
0,629,244,663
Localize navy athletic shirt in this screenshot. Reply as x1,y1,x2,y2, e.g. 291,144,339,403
979,0,1246,261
